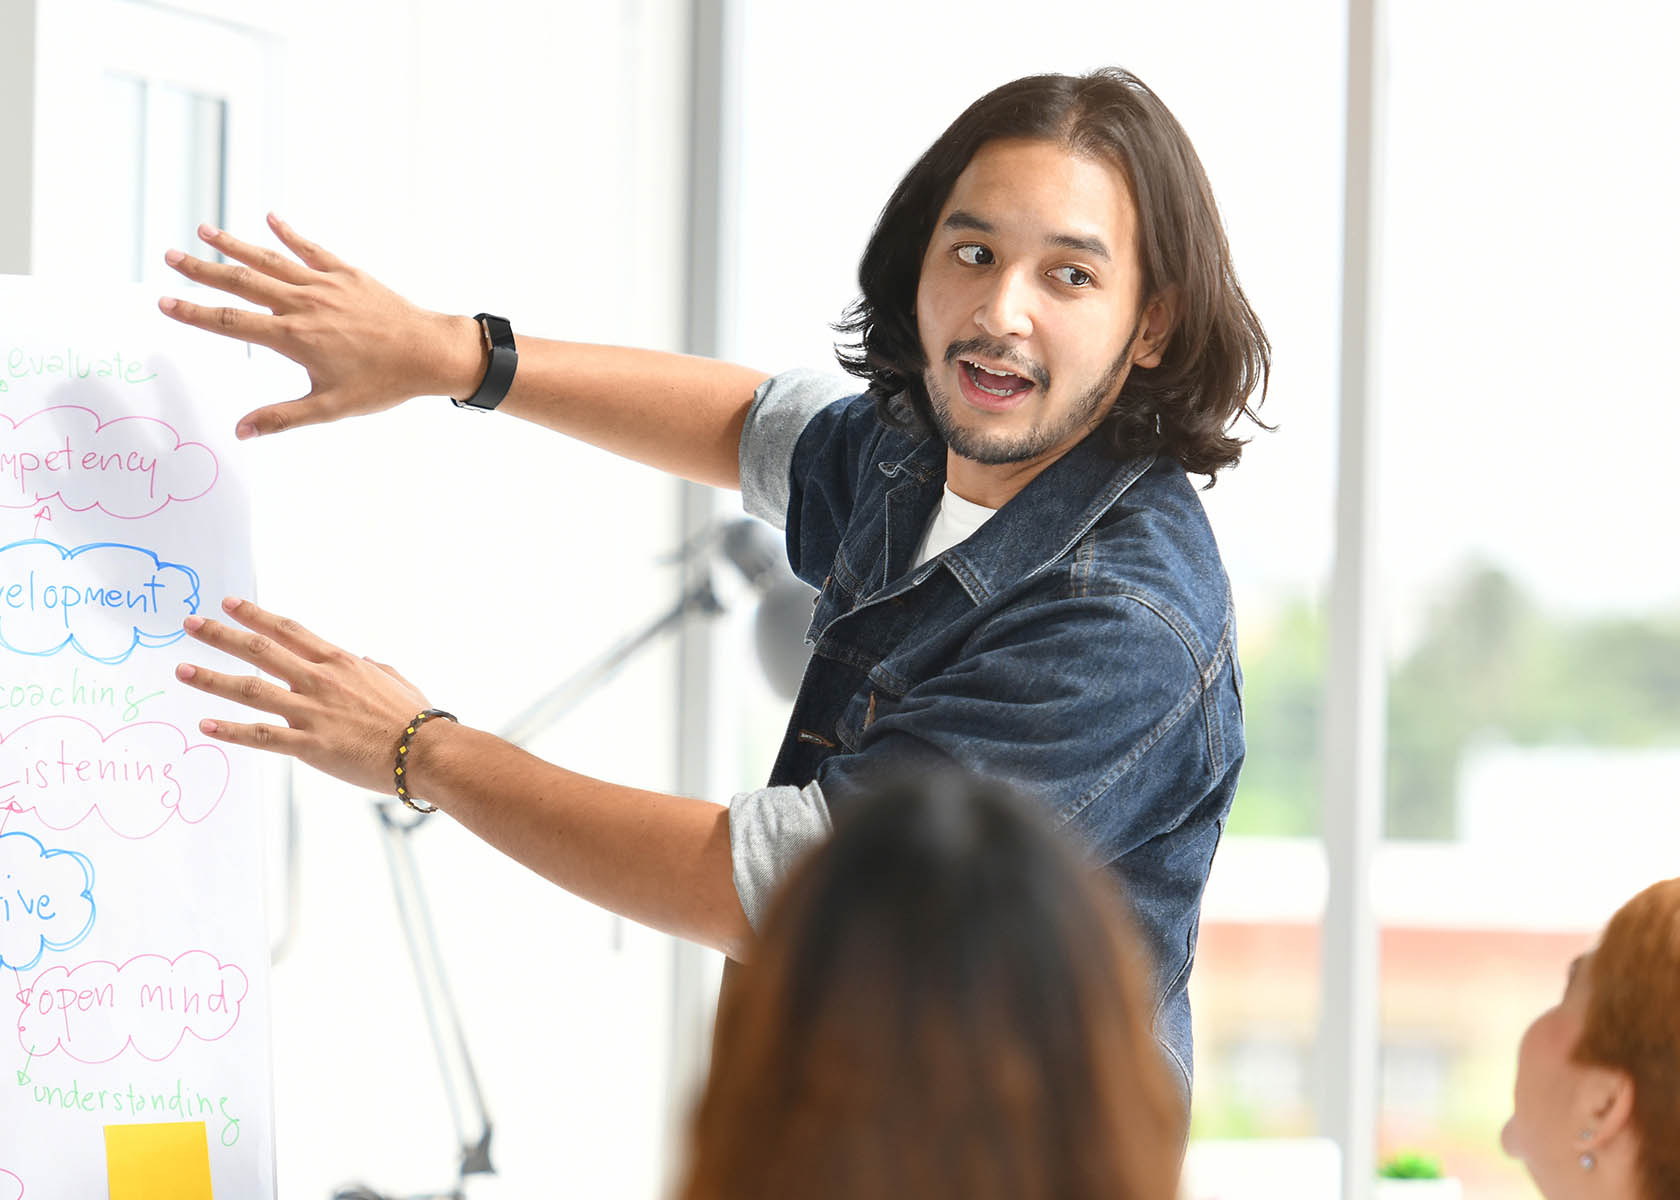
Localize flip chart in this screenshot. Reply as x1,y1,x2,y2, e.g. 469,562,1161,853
0,277,273,1198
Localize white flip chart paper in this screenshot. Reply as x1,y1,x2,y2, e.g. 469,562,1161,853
0,277,274,1198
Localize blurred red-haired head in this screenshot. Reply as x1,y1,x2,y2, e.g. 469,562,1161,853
678,773,1181,1200
1503,876,1680,1199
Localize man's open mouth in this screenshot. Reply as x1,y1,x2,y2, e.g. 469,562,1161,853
960,359,1034,397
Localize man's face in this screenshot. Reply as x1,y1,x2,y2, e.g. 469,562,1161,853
914,137,1167,479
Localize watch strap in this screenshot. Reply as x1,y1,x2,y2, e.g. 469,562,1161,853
452,313,517,411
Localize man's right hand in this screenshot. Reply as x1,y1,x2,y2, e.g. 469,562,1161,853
159,213,485,440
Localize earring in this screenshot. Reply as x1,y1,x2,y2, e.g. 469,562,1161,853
1580,1152,1597,1171
1579,1129,1594,1141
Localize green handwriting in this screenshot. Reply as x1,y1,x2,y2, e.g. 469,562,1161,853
5,346,158,386
0,670,165,721
21,1069,240,1146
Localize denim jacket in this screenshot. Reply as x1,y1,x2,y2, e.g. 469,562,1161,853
731,370,1244,1096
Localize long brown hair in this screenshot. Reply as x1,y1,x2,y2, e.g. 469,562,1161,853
1574,876,1680,1199
835,68,1270,483
678,774,1182,1200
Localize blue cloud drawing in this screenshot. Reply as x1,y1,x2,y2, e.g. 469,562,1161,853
0,830,96,971
0,539,200,664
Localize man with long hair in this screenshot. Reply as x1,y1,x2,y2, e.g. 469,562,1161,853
163,67,1268,1101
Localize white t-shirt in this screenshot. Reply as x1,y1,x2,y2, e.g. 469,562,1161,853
913,485,999,567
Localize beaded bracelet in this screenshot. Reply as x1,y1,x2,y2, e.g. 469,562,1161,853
394,708,457,813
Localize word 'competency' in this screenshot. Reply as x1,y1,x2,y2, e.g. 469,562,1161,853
0,407,219,519
0,443,160,495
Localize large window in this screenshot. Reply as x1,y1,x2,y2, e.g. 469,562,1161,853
734,5,1679,1197
31,0,272,283
1371,4,1680,1195
95,72,228,282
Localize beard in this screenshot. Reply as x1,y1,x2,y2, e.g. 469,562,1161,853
923,337,1134,466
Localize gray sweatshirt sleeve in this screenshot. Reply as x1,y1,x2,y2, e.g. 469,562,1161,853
728,780,833,930
729,369,853,925
738,368,862,529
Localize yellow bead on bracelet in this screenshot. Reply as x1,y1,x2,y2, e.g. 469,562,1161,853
394,708,458,813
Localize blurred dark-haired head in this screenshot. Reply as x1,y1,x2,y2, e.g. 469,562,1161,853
679,773,1181,1200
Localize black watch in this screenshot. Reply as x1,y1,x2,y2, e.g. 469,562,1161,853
452,313,517,411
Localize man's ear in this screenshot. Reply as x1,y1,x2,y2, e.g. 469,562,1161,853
1577,1065,1637,1151
1132,287,1180,369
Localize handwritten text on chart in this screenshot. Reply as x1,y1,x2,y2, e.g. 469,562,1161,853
0,345,158,391
0,1169,20,1200
0,541,199,664
0,717,229,839
0,407,218,518
16,951,249,1064
20,1071,241,1147
0,831,95,972
0,668,165,723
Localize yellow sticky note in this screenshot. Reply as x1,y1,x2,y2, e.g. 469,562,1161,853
104,1121,213,1200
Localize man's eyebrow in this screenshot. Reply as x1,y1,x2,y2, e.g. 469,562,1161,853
1047,231,1112,262
939,210,1112,262
942,210,995,235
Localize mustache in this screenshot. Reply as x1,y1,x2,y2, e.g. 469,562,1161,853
943,339,1051,391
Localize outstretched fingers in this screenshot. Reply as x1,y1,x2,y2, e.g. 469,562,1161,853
174,599,432,794
181,608,316,687
217,596,344,662
176,600,337,747
197,223,316,286
156,218,345,344
163,248,296,311
174,660,309,726
157,222,320,331
267,213,347,273
194,716,311,756
156,294,285,350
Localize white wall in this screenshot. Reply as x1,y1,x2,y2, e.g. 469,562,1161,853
23,1,710,1196
255,4,701,1197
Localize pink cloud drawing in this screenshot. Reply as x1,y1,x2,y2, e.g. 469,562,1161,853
0,716,229,839
0,406,217,519
16,951,249,1063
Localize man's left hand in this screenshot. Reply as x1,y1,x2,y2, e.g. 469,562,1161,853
176,597,432,796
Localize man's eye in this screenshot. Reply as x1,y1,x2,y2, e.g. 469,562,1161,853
1050,266,1093,287
955,244,993,266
